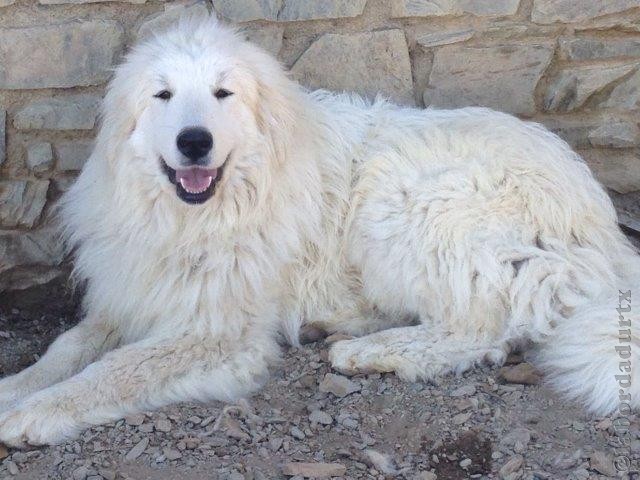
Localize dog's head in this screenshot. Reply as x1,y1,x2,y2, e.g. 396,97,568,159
95,17,300,207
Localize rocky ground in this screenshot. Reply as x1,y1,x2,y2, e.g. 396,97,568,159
0,305,635,480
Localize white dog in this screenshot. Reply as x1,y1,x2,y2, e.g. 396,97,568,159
0,17,638,447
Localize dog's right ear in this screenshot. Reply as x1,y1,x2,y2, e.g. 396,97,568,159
90,55,147,170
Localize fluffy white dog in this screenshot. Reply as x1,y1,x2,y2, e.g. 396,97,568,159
0,17,638,447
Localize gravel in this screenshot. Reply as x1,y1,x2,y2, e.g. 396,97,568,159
0,307,636,479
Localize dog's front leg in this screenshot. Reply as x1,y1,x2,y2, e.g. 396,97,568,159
0,331,277,447
0,318,120,414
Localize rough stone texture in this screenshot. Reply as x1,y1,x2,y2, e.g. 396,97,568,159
282,462,347,477
0,110,5,166
602,69,640,110
278,0,367,21
541,117,604,149
560,36,640,61
26,143,54,173
40,0,144,3
211,0,279,22
588,121,640,148
532,0,640,24
212,0,369,22
14,95,101,131
0,180,49,228
582,150,640,194
393,0,521,17
242,25,285,56
544,62,638,112
0,21,124,89
138,1,210,39
0,1,639,292
416,28,474,48
424,43,554,115
55,141,93,172
291,30,414,105
0,228,65,291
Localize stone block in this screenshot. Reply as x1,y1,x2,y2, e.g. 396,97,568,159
423,43,554,115
544,62,638,112
14,94,101,131
291,30,414,105
393,0,520,17
26,142,54,173
532,0,640,24
0,180,49,228
55,141,93,172
0,21,124,89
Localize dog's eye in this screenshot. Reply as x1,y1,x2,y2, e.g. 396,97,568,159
214,88,233,100
154,90,172,101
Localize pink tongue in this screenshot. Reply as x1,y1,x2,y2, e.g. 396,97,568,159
175,168,217,191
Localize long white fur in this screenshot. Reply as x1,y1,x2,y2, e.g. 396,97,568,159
0,17,638,447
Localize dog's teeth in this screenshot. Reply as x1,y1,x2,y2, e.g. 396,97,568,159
179,176,213,194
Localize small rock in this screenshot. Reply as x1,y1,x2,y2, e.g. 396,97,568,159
163,448,182,461
450,385,476,397
6,461,19,476
500,428,531,453
499,455,524,479
138,423,154,433
200,415,216,427
10,452,27,463
319,373,361,397
99,470,116,480
154,418,172,433
460,458,472,469
452,412,472,425
220,416,251,441
290,426,306,439
590,451,616,477
0,444,8,460
572,468,590,480
498,363,541,385
414,472,437,480
125,414,145,426
125,437,149,461
269,437,284,452
72,465,89,480
282,462,347,478
363,449,397,475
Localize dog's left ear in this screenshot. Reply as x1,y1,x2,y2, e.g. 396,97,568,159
91,57,147,170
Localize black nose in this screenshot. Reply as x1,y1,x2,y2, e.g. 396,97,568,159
177,127,213,163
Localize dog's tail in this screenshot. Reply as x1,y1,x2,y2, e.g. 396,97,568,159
537,242,640,416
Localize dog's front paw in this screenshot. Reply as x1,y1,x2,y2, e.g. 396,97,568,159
329,338,385,376
0,394,80,448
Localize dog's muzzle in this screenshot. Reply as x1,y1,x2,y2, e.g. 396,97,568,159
161,158,224,205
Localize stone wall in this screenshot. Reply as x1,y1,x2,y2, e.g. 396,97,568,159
1,0,639,292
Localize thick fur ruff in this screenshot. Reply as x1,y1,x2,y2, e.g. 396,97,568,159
0,17,638,446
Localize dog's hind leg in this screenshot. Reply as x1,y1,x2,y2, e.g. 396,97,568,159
0,317,120,414
0,329,278,447
329,323,510,381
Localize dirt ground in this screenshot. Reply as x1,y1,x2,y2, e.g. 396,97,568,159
0,298,635,480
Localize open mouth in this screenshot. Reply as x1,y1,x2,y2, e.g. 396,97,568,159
161,158,224,204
